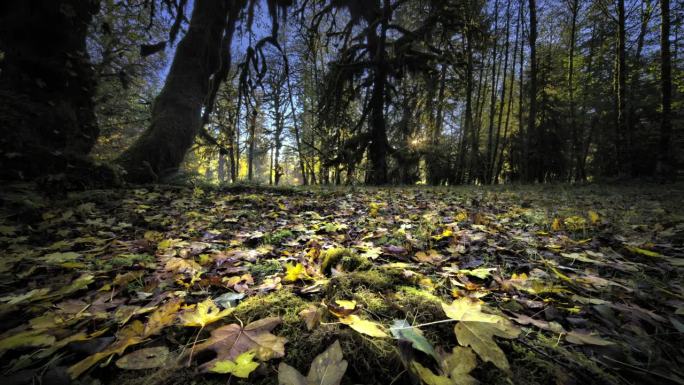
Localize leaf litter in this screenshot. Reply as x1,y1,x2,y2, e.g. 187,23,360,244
0,184,682,385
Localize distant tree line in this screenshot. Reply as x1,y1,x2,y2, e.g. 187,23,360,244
0,0,681,186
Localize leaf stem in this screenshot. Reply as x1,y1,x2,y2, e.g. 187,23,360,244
390,318,457,330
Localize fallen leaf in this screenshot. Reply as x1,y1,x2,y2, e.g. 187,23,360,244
179,298,233,327
144,298,182,337
0,330,56,353
68,320,146,378
299,305,322,331
278,340,347,385
116,346,170,370
214,291,245,309
565,330,614,346
195,317,286,370
339,315,388,338
441,297,502,323
414,250,444,265
412,346,478,385
210,351,260,377
389,319,438,359
454,320,520,372
284,262,310,282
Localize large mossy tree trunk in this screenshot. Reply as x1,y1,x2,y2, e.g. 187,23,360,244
364,0,391,185
0,0,101,181
116,0,230,183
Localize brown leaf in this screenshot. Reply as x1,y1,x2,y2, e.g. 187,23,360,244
116,346,171,370
278,340,347,385
195,317,286,370
299,305,322,331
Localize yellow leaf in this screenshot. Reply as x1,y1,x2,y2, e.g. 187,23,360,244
454,211,468,222
210,351,260,378
431,228,453,241
441,297,502,323
414,249,444,264
369,202,381,217
335,299,357,310
551,218,562,231
339,315,388,338
626,246,662,258
563,216,586,231
283,262,310,282
587,210,600,224
144,299,182,337
179,298,233,327
0,330,56,353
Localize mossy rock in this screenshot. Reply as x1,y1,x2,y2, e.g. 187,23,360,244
230,289,308,325
320,248,372,275
227,289,402,384
325,268,405,298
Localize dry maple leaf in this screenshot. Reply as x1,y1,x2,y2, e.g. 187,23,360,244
278,340,347,385
144,298,182,337
179,298,233,327
454,321,519,372
194,316,286,371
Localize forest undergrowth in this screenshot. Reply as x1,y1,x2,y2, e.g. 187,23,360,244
0,183,683,385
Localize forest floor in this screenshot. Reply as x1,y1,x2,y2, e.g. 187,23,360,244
0,183,683,385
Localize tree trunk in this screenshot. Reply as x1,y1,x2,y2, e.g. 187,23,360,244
116,0,230,183
567,0,580,182
518,3,526,181
616,0,628,175
247,98,259,182
364,1,391,185
465,32,478,184
491,0,511,184
218,152,226,183
0,0,101,180
284,52,308,185
657,0,674,179
528,0,538,182
496,0,520,183
486,0,500,184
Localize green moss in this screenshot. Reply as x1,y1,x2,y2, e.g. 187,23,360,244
231,289,308,325
248,258,283,279
321,248,371,274
325,268,405,297
263,229,294,245
109,253,155,267
391,286,454,347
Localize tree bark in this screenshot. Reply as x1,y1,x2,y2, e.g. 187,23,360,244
657,0,674,179
486,0,500,184
616,0,628,175
527,0,538,182
491,0,511,184
364,0,391,185
567,0,580,181
0,0,101,180
116,0,230,183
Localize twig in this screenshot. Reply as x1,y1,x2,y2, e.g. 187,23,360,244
601,355,684,385
187,325,204,366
